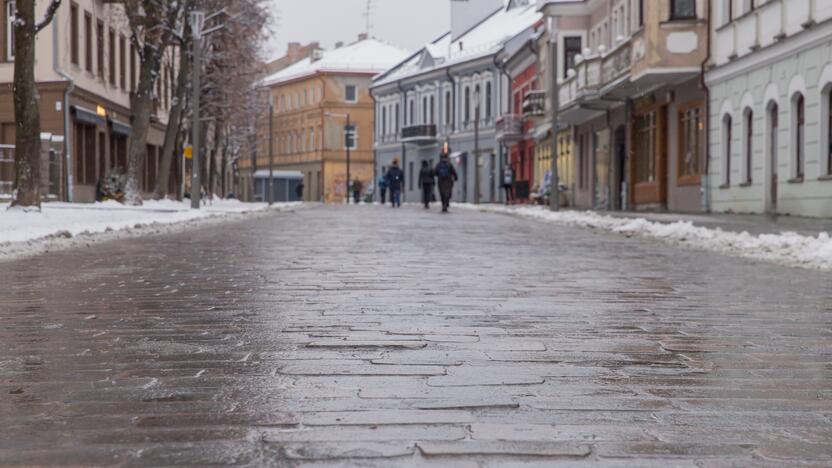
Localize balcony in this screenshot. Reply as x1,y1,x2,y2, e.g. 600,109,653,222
400,124,437,144
522,91,546,117
495,115,524,143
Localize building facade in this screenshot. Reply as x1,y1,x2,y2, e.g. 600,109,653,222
372,0,539,205
0,0,176,202
240,36,407,203
706,0,832,217
539,0,708,212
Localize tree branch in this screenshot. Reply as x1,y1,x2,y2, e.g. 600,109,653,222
35,0,63,33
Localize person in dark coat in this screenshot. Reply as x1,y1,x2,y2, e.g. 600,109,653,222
417,160,435,209
352,177,363,204
295,181,304,201
434,153,458,213
385,159,404,208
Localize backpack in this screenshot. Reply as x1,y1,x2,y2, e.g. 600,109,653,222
436,162,451,179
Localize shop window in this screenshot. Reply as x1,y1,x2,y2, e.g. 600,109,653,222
678,104,703,183
635,111,657,183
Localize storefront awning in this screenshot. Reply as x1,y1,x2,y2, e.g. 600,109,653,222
71,106,105,127
253,170,304,179
110,119,132,137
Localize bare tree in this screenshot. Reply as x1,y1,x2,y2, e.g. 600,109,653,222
10,0,62,209
122,0,184,204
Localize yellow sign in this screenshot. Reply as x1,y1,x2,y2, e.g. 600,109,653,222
96,105,107,117
184,146,193,159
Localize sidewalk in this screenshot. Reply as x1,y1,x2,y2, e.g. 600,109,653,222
608,211,832,237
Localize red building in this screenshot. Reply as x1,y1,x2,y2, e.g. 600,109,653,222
504,61,538,202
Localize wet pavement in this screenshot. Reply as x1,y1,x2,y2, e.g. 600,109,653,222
1,204,831,467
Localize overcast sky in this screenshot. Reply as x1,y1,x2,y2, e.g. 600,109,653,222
266,0,450,60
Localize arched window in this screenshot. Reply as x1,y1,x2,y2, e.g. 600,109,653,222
793,93,805,179
445,90,452,126
485,82,492,120
827,88,832,175
744,108,753,184
723,114,733,186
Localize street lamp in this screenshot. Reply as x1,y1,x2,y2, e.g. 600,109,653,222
190,10,205,209
473,86,481,205
325,112,352,204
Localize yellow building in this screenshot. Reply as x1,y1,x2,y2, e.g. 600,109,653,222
239,36,407,203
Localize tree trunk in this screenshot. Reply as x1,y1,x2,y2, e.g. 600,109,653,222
124,45,162,204
11,0,43,208
153,47,190,200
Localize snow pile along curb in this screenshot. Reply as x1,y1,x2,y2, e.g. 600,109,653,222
0,200,301,261
462,205,832,271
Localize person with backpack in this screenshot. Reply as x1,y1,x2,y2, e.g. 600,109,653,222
385,159,404,208
434,153,458,213
418,160,436,209
378,167,388,205
352,177,363,204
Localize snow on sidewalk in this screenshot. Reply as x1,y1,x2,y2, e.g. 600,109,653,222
0,199,299,260
461,204,832,272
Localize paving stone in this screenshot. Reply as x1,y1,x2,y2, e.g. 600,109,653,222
417,440,591,457
301,410,475,426
280,442,416,460
261,425,467,442
427,367,545,387
278,363,446,376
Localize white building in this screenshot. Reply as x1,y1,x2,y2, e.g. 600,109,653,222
707,0,832,217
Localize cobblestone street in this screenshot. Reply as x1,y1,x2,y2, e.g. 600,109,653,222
2,204,831,467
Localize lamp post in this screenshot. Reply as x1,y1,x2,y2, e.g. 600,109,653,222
268,102,274,205
548,18,560,212
474,87,481,204
190,10,205,209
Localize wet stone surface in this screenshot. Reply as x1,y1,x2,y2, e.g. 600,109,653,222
1,204,831,467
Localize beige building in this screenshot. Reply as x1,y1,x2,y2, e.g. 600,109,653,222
0,0,176,202
241,36,408,203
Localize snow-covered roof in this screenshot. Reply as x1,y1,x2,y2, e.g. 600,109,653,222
262,39,410,86
374,2,540,88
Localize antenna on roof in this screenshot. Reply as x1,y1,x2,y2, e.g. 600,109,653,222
363,0,375,36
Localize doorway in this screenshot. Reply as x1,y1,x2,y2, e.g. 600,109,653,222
614,126,626,210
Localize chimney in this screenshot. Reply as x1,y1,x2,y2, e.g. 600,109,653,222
311,49,324,62
358,33,368,41
287,42,302,60
335,41,344,49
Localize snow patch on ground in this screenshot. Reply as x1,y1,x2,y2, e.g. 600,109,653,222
0,200,300,262
462,205,832,272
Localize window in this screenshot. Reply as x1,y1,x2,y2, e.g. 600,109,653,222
345,85,357,103
108,28,115,85
69,3,78,64
670,0,696,20
382,107,387,135
130,44,136,91
638,0,644,27
563,36,582,78
395,102,399,132
96,20,104,79
485,82,492,119
119,35,125,89
464,87,470,124
635,111,657,183
794,93,805,179
84,13,92,71
723,0,733,24
744,109,753,183
430,95,435,124
422,97,428,124
678,104,703,182
409,100,414,125
409,161,414,190
309,127,315,150
828,91,832,175
445,90,451,126
723,114,733,186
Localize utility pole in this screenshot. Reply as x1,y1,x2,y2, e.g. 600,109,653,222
474,88,481,205
548,19,560,212
268,103,274,205
190,11,204,209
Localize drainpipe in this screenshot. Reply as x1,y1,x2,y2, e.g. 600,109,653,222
53,15,75,202
700,0,712,213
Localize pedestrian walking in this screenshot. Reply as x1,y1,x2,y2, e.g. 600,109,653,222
434,153,458,213
502,164,514,205
418,160,435,209
378,167,388,205
385,159,404,208
352,177,363,205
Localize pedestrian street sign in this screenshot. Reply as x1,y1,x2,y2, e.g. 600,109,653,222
184,146,193,159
